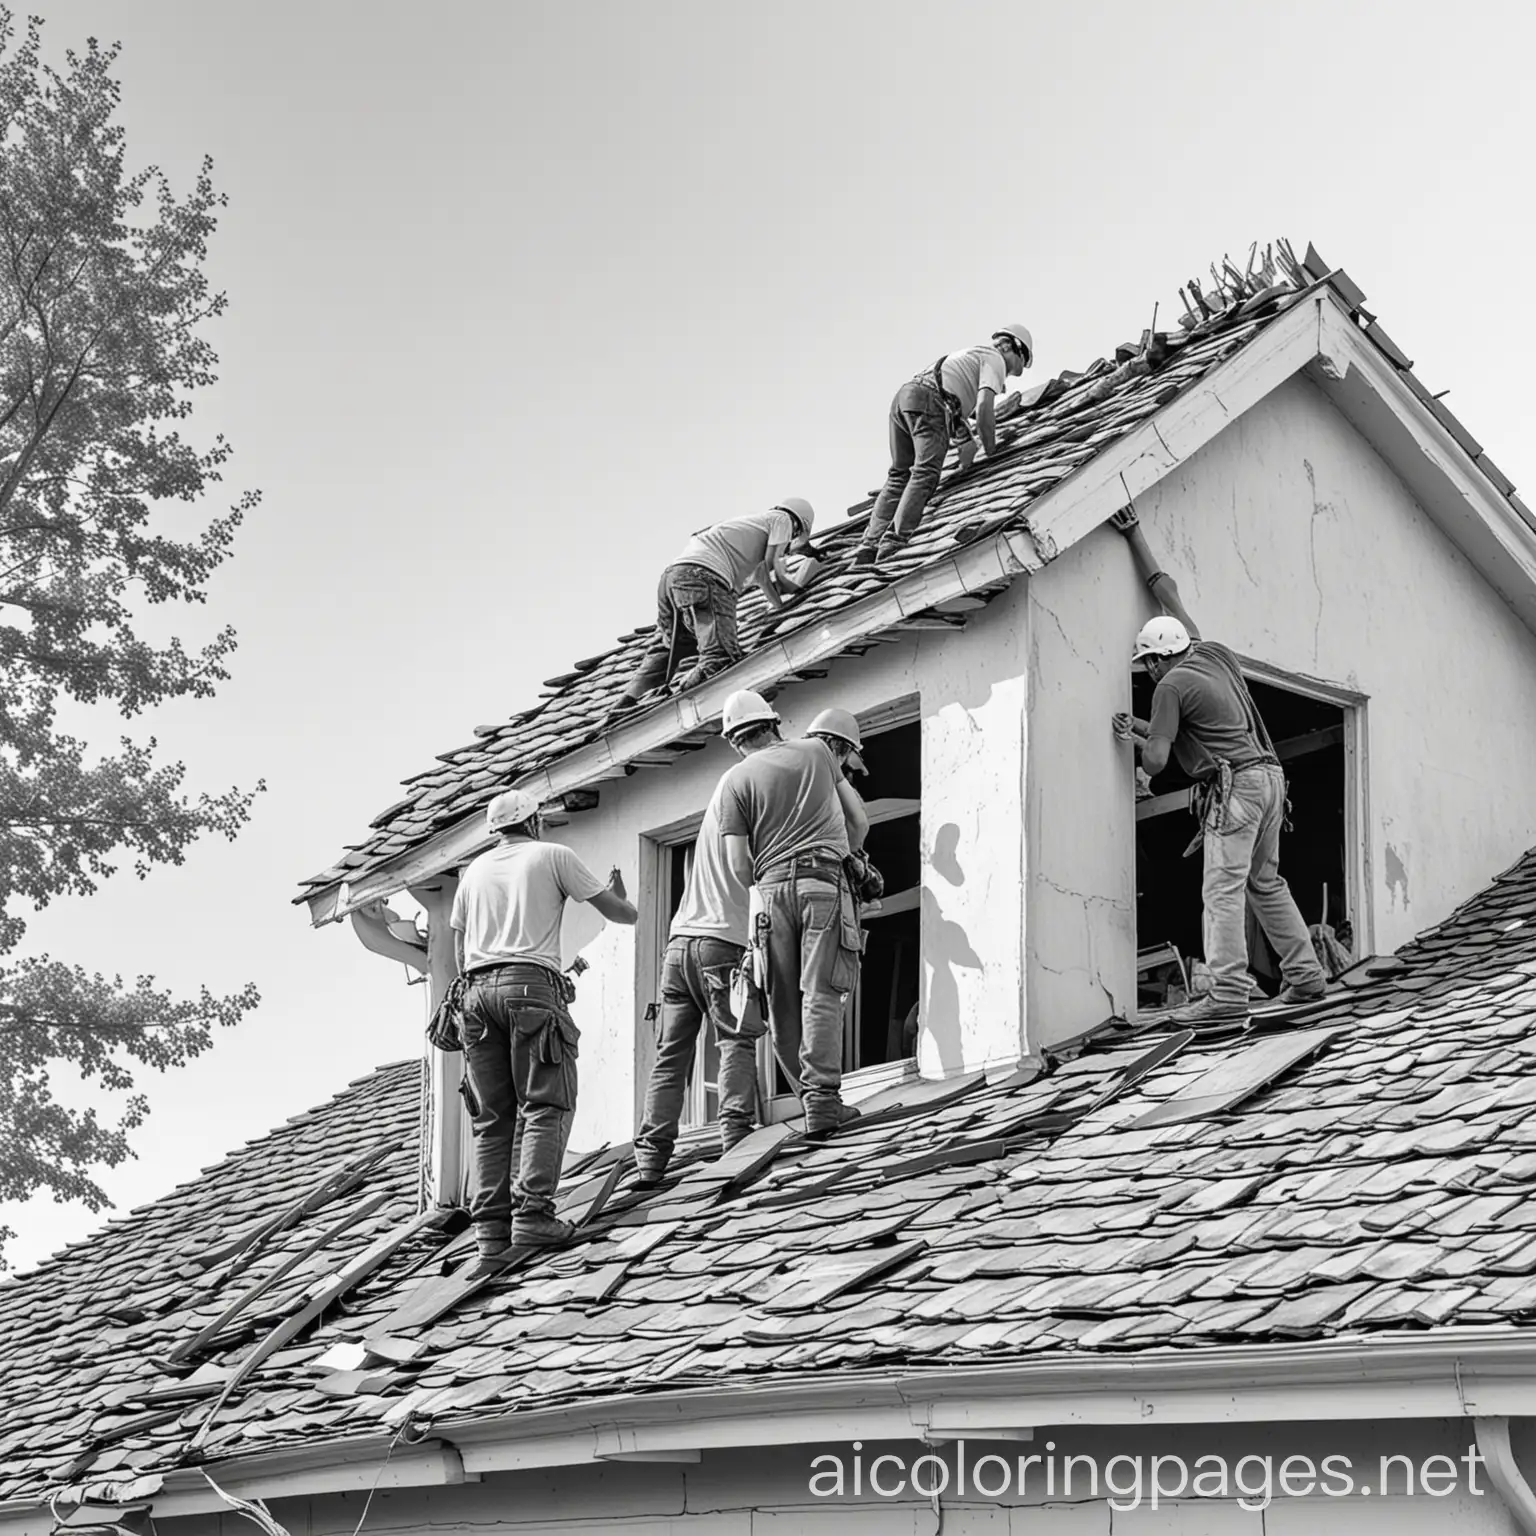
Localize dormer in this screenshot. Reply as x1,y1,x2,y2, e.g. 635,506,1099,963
300,244,1536,1208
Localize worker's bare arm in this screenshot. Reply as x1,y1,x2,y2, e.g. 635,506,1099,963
453,930,465,974
588,867,638,925
722,834,754,893
836,776,869,851
1111,712,1152,742
974,389,998,456
1141,736,1173,777
1109,507,1202,639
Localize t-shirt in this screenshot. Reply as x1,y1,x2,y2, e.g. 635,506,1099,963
1147,641,1277,783
670,787,749,946
676,509,795,594
716,737,849,878
450,839,606,973
937,344,1008,418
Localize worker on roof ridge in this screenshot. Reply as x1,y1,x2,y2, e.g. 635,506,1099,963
1109,506,1328,1029
712,689,869,1140
608,499,823,719
852,323,1034,570
450,788,638,1257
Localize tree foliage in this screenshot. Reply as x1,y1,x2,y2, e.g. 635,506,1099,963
0,11,262,1259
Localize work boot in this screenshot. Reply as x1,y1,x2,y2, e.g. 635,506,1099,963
875,534,910,565
474,1220,511,1261
719,1121,755,1155
804,1102,861,1140
850,545,877,569
1168,995,1250,1029
630,1157,668,1191
1276,978,1329,1005
509,1211,576,1248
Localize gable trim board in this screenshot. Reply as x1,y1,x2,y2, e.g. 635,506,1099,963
304,284,1536,923
16,1334,1536,1532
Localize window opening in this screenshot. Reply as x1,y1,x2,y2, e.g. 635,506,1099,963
1133,672,1355,1011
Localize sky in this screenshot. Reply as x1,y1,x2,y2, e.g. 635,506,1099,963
4,0,1535,1270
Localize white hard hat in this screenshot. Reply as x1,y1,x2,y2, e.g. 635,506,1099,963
774,497,815,544
807,707,866,773
992,322,1034,367
1132,615,1192,662
721,689,779,737
486,787,542,832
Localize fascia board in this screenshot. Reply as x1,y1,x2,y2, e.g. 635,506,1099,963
1310,299,1536,631
9,1337,1536,1523
308,526,1043,921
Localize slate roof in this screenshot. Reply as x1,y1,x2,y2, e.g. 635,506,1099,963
13,842,1536,1506
303,240,1492,911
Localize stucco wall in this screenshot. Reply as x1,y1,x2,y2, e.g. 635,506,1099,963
156,1418,1518,1535
541,583,1032,1152
1022,372,1536,1049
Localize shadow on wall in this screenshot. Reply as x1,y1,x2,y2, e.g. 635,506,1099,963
920,824,981,1077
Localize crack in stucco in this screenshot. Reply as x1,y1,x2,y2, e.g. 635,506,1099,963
1035,874,1132,912
1227,485,1259,590
1302,457,1332,665
1030,595,1098,674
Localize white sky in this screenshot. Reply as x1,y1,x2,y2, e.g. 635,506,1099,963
5,0,1534,1270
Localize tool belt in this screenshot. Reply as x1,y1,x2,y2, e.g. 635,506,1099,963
1183,758,1288,857
757,848,847,885
844,848,885,903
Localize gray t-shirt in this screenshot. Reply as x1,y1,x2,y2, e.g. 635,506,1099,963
670,786,749,946
1148,641,1277,783
450,839,605,972
676,509,795,593
716,737,848,878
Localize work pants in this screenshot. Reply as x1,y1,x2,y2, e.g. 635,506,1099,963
460,964,579,1233
1202,764,1329,1005
635,935,760,1169
757,853,861,1114
621,562,742,702
859,378,949,551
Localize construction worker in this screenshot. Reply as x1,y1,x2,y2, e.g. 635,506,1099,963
611,500,821,715
451,788,638,1256
1109,507,1328,1026
715,690,869,1138
853,324,1034,569
632,776,759,1186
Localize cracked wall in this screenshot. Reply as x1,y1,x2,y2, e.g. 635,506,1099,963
1127,372,1536,958
1024,527,1139,1050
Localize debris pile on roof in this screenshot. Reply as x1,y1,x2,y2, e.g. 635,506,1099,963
15,841,1536,1506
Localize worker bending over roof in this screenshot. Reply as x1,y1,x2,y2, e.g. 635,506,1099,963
853,323,1033,569
1109,507,1327,1027
715,690,869,1138
450,788,638,1257
611,500,821,716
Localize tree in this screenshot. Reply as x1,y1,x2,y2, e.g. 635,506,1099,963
0,11,263,1262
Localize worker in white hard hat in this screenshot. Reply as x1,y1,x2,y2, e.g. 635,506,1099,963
450,787,638,1258
711,690,869,1139
853,324,1034,570
611,500,823,717
1109,506,1327,1028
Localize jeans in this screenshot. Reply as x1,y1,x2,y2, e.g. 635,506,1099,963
860,378,949,549
757,853,861,1113
460,964,579,1225
635,935,761,1169
621,562,741,702
1202,764,1328,1005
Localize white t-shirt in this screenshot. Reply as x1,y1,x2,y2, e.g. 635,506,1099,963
676,509,795,593
450,839,606,973
670,787,749,947
938,344,1007,418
